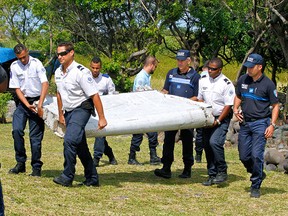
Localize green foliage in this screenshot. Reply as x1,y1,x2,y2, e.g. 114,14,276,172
0,92,12,123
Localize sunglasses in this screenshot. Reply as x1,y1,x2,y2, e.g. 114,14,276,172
57,50,71,57
208,66,219,71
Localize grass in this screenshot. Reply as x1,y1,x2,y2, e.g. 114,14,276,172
1,121,288,215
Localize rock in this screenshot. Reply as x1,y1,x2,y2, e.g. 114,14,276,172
282,159,288,172
264,148,285,165
265,163,277,171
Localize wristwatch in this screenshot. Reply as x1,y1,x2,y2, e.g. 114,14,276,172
270,123,276,128
216,119,221,125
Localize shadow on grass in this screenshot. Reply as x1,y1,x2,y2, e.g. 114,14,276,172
41,167,247,188
244,186,286,196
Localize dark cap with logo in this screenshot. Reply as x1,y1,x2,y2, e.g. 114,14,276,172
176,49,190,60
243,53,264,68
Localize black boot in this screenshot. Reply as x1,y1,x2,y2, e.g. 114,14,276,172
178,166,191,178
8,162,26,174
150,149,161,165
195,153,202,163
108,153,118,165
154,165,172,179
128,152,142,165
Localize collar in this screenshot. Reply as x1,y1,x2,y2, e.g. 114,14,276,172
60,60,76,74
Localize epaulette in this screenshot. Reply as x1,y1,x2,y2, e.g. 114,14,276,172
201,75,207,78
102,73,110,78
77,64,85,71
224,78,231,85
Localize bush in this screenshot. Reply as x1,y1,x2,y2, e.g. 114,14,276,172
0,92,13,123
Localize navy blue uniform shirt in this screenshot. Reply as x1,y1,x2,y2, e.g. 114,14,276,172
163,67,200,98
236,74,278,119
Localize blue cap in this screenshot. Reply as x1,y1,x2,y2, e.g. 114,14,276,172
244,53,264,68
176,49,190,60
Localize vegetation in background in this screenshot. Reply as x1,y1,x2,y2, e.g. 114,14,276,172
0,92,12,123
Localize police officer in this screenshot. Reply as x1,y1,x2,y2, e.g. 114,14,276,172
90,56,117,167
233,53,279,198
53,42,107,187
128,56,161,166
198,57,235,186
8,44,49,177
154,50,200,179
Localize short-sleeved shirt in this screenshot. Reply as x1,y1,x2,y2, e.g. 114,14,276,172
198,73,235,116
163,67,200,98
133,69,152,92
236,74,278,119
9,56,48,97
55,61,98,112
93,73,115,95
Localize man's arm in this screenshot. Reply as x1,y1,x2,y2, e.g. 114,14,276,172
265,103,279,138
91,93,107,130
233,95,244,122
37,81,49,118
56,92,65,125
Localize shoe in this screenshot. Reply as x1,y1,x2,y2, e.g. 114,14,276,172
8,162,26,174
195,154,202,163
53,175,72,187
154,168,172,179
29,169,41,177
212,172,228,184
202,176,215,186
128,158,143,165
178,168,191,178
93,158,100,167
109,157,118,165
150,156,161,165
79,179,99,187
250,188,260,198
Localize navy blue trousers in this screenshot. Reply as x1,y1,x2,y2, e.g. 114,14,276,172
93,137,113,159
62,107,97,182
195,128,204,154
202,117,230,176
12,103,44,169
238,118,269,189
130,132,158,153
162,129,194,167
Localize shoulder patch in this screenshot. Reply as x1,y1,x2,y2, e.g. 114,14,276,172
201,75,207,78
102,73,110,78
224,78,231,85
77,65,85,71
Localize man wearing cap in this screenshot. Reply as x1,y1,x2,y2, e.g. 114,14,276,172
233,53,279,198
198,57,235,186
154,49,200,179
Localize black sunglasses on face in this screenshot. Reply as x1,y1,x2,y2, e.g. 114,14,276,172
208,66,219,71
57,50,71,57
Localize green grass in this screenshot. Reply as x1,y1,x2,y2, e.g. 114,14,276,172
1,122,288,215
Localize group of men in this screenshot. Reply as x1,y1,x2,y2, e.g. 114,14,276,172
6,42,279,198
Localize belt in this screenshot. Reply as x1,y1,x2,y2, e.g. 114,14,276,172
244,117,261,122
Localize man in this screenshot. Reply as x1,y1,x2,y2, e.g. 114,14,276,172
195,60,209,163
8,44,49,177
53,42,107,187
154,49,200,179
197,57,235,186
90,56,117,167
128,56,161,166
233,53,279,198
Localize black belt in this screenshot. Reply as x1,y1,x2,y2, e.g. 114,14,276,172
25,96,40,104
244,117,263,122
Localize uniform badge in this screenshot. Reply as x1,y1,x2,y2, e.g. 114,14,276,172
241,84,248,89
87,77,93,83
249,88,254,93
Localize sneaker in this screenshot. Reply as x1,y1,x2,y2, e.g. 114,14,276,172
212,172,228,184
109,157,118,165
178,168,191,178
202,176,215,186
154,168,172,179
8,162,26,174
53,175,72,187
250,188,260,198
29,169,41,177
78,179,99,187
128,158,143,165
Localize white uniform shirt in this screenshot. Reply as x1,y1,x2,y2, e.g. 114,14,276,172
55,61,98,112
9,56,48,97
93,73,115,95
198,73,235,116
133,69,152,92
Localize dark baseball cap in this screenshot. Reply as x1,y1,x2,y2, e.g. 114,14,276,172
176,49,190,60
243,53,264,68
